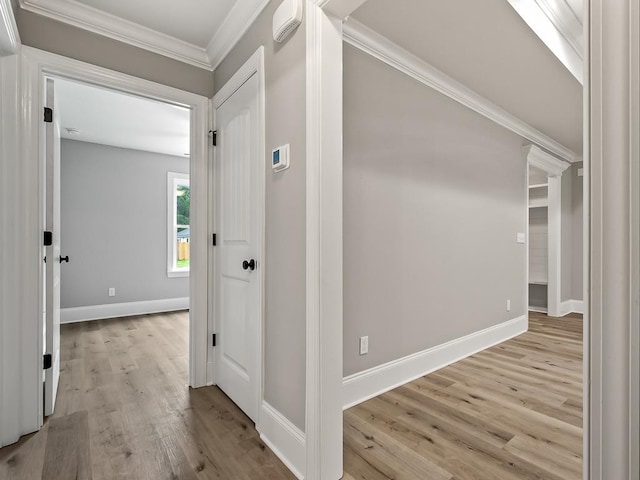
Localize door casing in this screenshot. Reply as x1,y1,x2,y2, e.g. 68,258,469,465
21,45,210,425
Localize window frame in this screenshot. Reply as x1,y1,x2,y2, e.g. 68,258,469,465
167,171,190,278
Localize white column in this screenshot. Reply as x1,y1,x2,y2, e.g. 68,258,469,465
588,0,639,478
547,174,562,317
306,1,344,479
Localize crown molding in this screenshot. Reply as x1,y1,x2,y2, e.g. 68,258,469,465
206,0,269,71
507,0,583,84
343,18,579,163
18,0,213,70
0,0,20,56
524,144,571,176
314,0,368,19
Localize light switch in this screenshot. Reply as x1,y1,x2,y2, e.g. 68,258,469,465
516,232,526,244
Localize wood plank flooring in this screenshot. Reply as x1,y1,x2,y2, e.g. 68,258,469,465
1,311,583,480
343,312,584,480
0,311,296,480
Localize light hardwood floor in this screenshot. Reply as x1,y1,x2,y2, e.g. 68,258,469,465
1,311,582,480
0,311,296,480
343,312,583,480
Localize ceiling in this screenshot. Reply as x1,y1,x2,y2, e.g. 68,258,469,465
72,0,236,48
55,78,190,157
351,0,583,156
17,0,269,69
17,0,582,157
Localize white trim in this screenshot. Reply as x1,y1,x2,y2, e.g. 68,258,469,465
20,46,210,401
207,96,215,386
559,299,584,317
630,0,640,475
60,297,189,324
305,3,344,479
206,0,270,70
525,144,570,318
547,174,562,317
0,0,19,56
507,0,583,83
211,46,265,430
582,2,590,476
525,144,572,176
343,18,579,163
315,0,368,19
589,0,638,476
0,53,42,448
343,316,528,410
18,0,212,70
525,149,530,338
259,402,306,480
17,0,274,71
213,47,264,109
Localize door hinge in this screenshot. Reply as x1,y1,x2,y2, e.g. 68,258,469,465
44,231,52,246
212,233,217,246
209,130,217,146
212,334,217,347
44,107,53,123
43,354,52,370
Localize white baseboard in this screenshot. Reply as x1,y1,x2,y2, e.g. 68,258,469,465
60,297,190,324
560,299,584,316
343,315,528,410
258,402,305,480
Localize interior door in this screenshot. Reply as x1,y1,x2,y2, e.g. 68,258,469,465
44,78,61,416
214,72,261,422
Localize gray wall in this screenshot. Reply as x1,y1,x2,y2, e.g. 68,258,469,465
16,10,213,97
561,162,583,302
344,45,527,376
571,163,583,300
561,165,573,302
60,139,189,309
213,0,306,431
529,284,548,309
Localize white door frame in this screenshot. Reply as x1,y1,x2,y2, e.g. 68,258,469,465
210,46,266,427
588,0,639,478
20,45,210,425
305,1,363,478
525,144,570,317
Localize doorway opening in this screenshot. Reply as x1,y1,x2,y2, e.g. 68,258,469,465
25,46,211,425
42,76,193,416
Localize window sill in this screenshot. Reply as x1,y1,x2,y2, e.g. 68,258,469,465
168,270,189,278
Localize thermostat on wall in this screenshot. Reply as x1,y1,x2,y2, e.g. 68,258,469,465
272,144,290,172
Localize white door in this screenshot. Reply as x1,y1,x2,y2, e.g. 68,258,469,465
214,71,262,422
44,78,61,416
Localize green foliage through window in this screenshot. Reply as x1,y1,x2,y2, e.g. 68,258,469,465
176,185,190,226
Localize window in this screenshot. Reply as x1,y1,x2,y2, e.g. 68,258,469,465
167,172,190,277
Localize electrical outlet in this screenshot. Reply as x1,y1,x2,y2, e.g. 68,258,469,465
506,299,511,312
108,287,116,297
359,336,369,355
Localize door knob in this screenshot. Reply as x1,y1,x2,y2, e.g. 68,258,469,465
242,259,256,271
59,255,69,263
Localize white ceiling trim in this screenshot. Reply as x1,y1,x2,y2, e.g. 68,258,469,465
206,0,269,70
315,0,369,19
507,0,583,84
343,19,579,163
0,0,20,56
525,144,571,176
18,0,212,70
